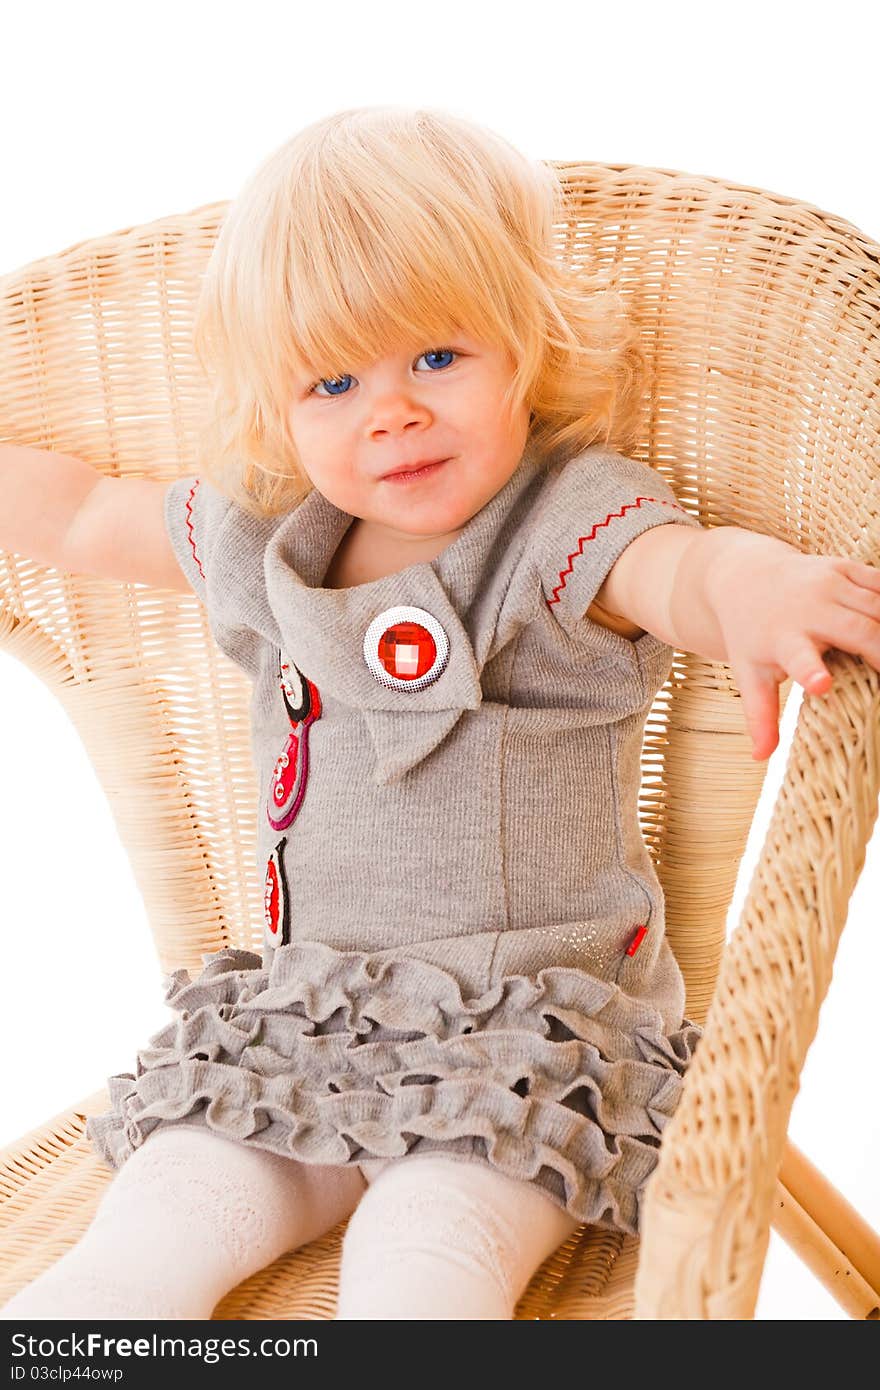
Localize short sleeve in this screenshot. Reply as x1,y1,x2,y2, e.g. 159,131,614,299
163,474,285,681
532,445,703,639
163,475,233,605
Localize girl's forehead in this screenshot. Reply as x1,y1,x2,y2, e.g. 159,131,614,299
379,330,486,356
298,329,496,376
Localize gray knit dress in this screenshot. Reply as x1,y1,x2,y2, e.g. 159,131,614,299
85,441,704,1237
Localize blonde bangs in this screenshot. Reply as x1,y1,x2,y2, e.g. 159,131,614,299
191,106,646,518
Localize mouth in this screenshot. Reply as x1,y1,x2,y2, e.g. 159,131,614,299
380,458,449,483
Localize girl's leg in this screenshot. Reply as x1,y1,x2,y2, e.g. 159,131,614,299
337,1153,580,1319
0,1124,366,1321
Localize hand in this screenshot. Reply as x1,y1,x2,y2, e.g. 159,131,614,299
707,540,880,761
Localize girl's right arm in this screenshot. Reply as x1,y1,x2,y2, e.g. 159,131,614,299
0,443,189,591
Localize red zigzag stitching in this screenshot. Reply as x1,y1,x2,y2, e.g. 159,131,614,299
184,478,206,581
546,495,688,607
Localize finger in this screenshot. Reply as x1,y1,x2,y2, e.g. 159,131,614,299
832,557,880,592
732,662,782,761
811,597,880,675
776,634,835,695
827,570,880,618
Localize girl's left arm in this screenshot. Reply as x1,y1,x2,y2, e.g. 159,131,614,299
597,522,880,761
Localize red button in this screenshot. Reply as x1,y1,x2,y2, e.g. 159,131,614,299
377,622,437,681
363,605,449,690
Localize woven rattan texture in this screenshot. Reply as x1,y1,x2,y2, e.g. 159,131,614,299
1,162,879,1317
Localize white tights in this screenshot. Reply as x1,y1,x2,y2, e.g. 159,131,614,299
0,1125,579,1321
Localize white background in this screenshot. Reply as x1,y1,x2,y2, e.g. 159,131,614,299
2,0,878,1321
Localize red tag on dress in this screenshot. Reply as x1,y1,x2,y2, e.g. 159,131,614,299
626,925,648,956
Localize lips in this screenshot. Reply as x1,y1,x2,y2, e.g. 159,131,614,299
381,458,448,480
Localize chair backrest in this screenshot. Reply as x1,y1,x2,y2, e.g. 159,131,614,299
2,167,878,1026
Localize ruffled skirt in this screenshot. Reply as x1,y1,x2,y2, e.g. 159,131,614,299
86,935,702,1237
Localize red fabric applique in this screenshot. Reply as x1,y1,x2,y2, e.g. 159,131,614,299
264,655,323,951
184,479,206,581
546,496,689,611
267,655,322,831
264,838,290,947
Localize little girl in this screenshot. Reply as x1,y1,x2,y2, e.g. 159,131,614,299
1,104,705,1321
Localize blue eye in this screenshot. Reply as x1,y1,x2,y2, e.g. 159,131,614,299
311,372,352,398
309,347,457,398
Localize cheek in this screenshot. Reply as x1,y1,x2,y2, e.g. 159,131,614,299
290,421,343,478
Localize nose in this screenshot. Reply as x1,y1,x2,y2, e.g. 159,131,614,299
367,390,433,439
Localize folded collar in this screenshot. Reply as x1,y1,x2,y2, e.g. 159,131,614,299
262,442,546,783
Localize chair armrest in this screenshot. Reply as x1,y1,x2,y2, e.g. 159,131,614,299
633,648,880,1318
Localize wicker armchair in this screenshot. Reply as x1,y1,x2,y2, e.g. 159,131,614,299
1,163,879,1320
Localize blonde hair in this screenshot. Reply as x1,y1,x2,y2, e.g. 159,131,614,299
192,105,647,517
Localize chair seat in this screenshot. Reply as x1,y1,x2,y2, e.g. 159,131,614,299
0,1092,639,1319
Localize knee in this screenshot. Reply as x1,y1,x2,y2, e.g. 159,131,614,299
338,1159,521,1317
